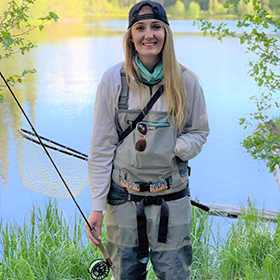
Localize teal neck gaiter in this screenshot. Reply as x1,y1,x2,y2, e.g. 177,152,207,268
135,54,163,85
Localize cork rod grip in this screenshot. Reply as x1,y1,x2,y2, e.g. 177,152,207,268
90,230,111,261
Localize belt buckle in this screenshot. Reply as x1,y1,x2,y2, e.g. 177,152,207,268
143,196,162,205
139,182,150,192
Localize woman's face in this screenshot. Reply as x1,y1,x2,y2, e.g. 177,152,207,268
130,18,165,66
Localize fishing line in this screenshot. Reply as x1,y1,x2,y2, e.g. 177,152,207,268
0,72,113,279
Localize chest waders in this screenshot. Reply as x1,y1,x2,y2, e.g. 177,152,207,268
108,68,191,264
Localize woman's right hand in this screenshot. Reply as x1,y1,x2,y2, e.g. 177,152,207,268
86,210,103,247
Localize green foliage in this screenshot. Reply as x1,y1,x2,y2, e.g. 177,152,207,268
0,93,4,103
191,204,220,279
0,0,58,102
272,116,280,130
208,0,225,15
1,201,280,279
196,0,280,173
218,207,280,279
0,0,58,60
196,0,211,10
1,0,279,26
187,1,201,18
0,199,103,280
191,204,280,279
237,0,254,15
170,0,186,17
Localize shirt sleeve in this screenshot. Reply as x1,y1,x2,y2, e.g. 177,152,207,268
174,71,210,161
88,73,119,211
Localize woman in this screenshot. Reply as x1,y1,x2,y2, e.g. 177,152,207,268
86,1,209,279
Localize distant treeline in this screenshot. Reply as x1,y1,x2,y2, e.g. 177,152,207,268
0,0,279,21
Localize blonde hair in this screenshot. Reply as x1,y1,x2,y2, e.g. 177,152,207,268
123,23,187,131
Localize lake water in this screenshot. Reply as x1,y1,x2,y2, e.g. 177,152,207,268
0,20,279,228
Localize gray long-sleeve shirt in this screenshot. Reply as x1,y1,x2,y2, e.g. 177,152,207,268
88,62,210,211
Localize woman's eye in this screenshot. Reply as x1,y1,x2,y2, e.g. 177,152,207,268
153,25,161,29
136,26,144,31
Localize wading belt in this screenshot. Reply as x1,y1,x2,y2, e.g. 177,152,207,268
107,182,189,263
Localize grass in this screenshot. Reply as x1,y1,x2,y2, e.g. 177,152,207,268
0,200,103,280
272,116,280,131
191,206,280,280
1,200,280,280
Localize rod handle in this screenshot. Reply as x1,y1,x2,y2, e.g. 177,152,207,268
191,199,210,212
90,230,111,262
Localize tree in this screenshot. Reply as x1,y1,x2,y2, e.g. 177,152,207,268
170,0,186,16
261,0,271,11
182,0,191,10
92,0,111,14
208,0,225,14
109,0,121,13
196,0,280,173
237,0,254,15
117,0,136,8
270,0,280,13
196,0,209,10
164,0,178,7
187,1,201,18
0,0,58,103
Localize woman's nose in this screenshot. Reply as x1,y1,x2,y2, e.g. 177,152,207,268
144,28,154,39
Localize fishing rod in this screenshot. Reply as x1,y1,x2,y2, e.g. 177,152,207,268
0,72,113,280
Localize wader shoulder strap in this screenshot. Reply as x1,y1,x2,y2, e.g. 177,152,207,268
118,84,164,142
118,67,129,110
118,67,164,142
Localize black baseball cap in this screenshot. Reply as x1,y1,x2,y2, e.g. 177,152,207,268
128,0,169,29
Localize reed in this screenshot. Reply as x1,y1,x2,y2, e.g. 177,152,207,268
1,200,279,279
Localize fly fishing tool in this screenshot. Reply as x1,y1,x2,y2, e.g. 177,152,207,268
0,72,114,280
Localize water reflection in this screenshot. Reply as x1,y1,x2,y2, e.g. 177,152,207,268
0,67,29,185
0,94,13,185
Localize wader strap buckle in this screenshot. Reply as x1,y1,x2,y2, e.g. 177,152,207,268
139,182,150,192
143,196,162,206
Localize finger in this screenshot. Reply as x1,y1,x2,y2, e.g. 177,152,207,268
95,225,102,240
85,224,100,247
88,232,99,247
90,227,102,245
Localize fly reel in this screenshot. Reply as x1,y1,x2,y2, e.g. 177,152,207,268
88,258,110,280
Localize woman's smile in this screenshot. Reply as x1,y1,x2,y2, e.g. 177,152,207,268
142,42,157,46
